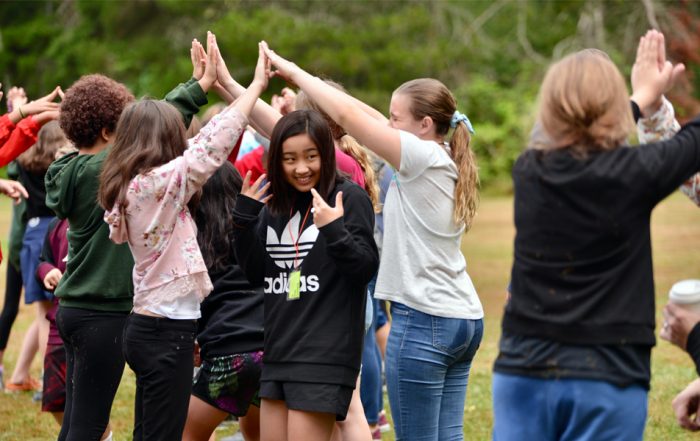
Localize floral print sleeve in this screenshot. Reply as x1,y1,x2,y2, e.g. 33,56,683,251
637,97,700,206
104,107,248,309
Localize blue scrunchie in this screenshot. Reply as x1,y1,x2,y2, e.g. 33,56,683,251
450,111,475,134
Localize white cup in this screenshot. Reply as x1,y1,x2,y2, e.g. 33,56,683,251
669,280,700,314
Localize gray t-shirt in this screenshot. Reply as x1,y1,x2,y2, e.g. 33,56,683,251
374,131,483,319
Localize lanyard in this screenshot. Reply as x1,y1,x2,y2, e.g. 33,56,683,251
288,203,313,270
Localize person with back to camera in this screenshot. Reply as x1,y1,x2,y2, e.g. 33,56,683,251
99,35,268,441
491,30,699,441
45,36,222,441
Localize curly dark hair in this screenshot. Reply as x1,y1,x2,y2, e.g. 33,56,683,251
59,74,134,148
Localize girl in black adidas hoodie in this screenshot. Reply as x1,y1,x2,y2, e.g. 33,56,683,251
233,109,378,441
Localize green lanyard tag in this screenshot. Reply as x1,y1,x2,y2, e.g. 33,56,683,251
287,269,301,301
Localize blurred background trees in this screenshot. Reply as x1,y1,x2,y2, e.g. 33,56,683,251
2,0,699,188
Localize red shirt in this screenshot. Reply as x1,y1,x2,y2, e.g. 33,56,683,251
0,115,41,167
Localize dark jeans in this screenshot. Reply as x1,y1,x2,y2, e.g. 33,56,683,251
124,313,197,441
56,306,128,441
0,263,22,350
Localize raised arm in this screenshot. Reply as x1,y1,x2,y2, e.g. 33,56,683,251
262,42,401,169
211,35,281,138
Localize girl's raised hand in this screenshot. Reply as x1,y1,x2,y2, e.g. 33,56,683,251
191,38,206,80
251,42,270,92
260,41,300,83
310,188,343,228
241,171,272,204
198,31,218,92
211,33,235,88
631,30,679,116
7,86,27,112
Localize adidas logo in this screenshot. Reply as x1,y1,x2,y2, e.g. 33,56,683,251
266,211,319,270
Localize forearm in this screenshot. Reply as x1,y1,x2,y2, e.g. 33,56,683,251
637,96,680,144
219,78,280,138
0,116,40,167
321,217,379,285
232,195,266,284
164,77,208,129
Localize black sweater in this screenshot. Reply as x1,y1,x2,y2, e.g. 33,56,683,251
18,166,53,219
233,179,378,387
504,117,700,347
197,256,264,358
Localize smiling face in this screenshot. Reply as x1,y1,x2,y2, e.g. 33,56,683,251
389,92,424,135
281,133,321,192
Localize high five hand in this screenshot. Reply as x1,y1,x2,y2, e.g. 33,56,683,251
241,171,272,204
310,188,343,228
260,41,300,83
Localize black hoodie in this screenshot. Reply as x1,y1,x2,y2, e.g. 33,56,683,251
233,179,378,387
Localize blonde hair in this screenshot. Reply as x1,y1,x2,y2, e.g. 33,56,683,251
394,79,479,229
17,121,69,174
537,49,634,154
296,83,380,212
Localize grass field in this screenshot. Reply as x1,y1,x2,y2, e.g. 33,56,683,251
0,192,698,440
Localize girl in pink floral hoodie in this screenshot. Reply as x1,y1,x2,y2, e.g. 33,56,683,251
98,35,269,441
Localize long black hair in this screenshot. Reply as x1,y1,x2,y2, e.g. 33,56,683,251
266,109,339,215
195,162,243,273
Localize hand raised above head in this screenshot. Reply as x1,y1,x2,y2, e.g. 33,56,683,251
191,38,206,81
260,41,300,84
251,42,271,91
241,171,272,204
196,31,218,93
7,86,27,112
631,30,684,116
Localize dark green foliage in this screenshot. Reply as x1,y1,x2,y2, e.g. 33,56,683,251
0,0,694,188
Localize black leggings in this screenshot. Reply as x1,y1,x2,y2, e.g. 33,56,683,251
124,313,196,441
0,263,23,351
56,306,128,441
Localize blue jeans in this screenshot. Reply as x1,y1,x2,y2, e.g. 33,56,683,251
385,302,483,441
492,373,647,441
361,278,383,424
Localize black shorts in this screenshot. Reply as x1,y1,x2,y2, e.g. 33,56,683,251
192,351,263,417
42,344,67,412
259,380,354,421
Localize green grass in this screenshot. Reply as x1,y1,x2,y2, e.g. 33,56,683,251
0,192,699,440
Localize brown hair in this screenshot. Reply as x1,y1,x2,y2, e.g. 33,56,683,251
394,78,479,229
17,121,69,174
99,99,189,211
536,49,634,154
266,110,339,215
296,82,380,212
59,74,134,148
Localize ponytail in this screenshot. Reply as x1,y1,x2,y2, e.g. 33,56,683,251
450,122,479,229
337,134,380,212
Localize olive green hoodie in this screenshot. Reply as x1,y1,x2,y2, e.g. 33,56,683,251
44,77,208,311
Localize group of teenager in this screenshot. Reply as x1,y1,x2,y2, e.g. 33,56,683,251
0,27,699,441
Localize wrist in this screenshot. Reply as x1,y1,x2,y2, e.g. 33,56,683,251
8,108,21,124
247,81,265,95
198,78,215,93
630,89,658,118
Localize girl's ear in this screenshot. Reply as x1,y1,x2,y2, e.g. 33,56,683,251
420,116,434,135
101,127,115,143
